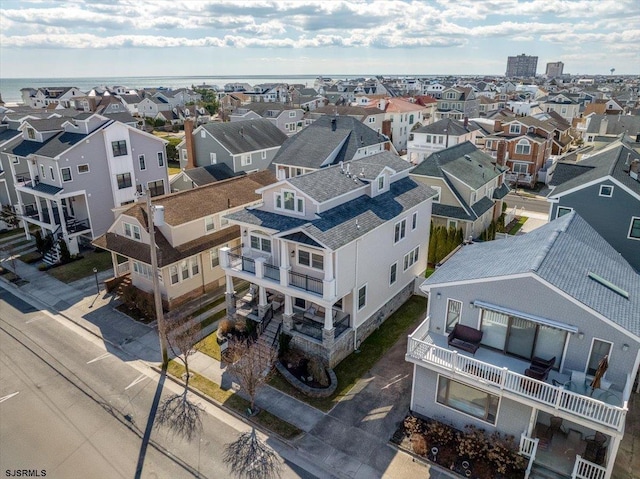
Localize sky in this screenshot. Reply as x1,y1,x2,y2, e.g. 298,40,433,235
1,0,639,79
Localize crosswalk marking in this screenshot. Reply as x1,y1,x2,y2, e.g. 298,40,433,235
124,374,147,390
87,352,112,364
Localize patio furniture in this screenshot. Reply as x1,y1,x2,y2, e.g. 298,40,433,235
584,432,607,465
531,355,556,370
525,356,555,381
447,324,483,355
548,416,567,439
525,367,550,381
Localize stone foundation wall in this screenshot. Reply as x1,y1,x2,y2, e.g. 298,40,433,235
166,281,225,310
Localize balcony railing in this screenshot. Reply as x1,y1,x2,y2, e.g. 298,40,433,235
572,455,606,479
264,263,280,282
66,218,91,234
406,337,626,430
289,270,323,295
228,252,255,274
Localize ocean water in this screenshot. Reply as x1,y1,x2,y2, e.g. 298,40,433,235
0,74,355,105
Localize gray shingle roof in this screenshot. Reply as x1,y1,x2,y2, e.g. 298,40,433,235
24,118,67,132
229,176,434,251
8,131,88,158
272,115,387,169
411,141,505,190
413,118,479,136
202,119,287,155
548,141,640,197
287,151,411,203
423,212,640,336
585,114,640,136
183,164,238,186
493,182,510,200
432,203,473,221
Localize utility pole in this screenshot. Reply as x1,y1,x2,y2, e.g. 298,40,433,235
146,191,169,366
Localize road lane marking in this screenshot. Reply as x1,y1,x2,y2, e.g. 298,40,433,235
0,392,19,403
87,352,112,364
124,374,147,390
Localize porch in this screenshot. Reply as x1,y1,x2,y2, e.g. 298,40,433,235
406,318,628,431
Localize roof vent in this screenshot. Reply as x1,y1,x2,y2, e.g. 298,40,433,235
588,272,629,299
464,155,471,161
360,167,365,177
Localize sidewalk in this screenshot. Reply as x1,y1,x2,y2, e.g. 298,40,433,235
0,257,453,478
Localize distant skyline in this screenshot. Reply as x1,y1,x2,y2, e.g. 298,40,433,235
1,0,639,79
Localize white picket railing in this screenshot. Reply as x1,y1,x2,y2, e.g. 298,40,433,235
519,433,539,479
116,262,130,276
406,338,627,430
572,455,606,479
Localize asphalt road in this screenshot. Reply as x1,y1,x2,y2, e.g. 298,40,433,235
0,289,318,479
505,191,550,216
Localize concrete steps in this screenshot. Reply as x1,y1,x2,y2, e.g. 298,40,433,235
257,314,283,350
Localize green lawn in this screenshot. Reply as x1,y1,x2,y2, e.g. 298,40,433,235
167,361,301,439
508,216,528,235
47,249,113,283
270,295,427,411
168,166,181,175
197,332,222,361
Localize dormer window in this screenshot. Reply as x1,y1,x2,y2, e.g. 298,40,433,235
509,124,521,134
27,128,35,139
111,140,127,157
124,222,141,240
275,190,304,214
378,176,385,191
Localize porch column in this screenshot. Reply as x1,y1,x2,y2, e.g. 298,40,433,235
219,246,231,268
257,284,268,318
280,241,290,269
225,274,236,316
55,198,68,238
324,305,333,330
35,198,44,223
111,252,120,277
604,435,621,479
282,294,293,333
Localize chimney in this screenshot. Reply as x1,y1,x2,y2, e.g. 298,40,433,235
331,118,337,131
635,132,640,143
599,118,608,136
184,118,196,170
496,141,507,167
463,116,469,128
494,119,502,133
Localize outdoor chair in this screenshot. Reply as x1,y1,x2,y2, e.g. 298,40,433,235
548,416,567,439
584,432,607,465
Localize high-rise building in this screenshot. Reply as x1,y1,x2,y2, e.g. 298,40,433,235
506,54,538,77
545,61,564,78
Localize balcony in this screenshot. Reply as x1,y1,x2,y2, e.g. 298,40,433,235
406,319,627,431
289,270,323,295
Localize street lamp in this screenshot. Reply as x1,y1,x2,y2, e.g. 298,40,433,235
93,267,99,293
145,189,169,367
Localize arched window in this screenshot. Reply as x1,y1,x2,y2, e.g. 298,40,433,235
515,139,531,155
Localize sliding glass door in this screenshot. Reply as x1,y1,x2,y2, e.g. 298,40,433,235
480,309,567,368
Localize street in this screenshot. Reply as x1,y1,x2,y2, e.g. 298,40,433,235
0,289,318,479
505,190,550,216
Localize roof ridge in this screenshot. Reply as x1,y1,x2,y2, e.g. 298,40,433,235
530,213,573,272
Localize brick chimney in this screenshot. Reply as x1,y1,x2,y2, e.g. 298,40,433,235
184,118,196,170
463,116,469,128
496,141,507,167
494,119,502,133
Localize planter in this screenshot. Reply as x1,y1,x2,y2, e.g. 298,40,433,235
275,360,337,398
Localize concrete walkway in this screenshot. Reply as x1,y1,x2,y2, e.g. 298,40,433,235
0,248,454,479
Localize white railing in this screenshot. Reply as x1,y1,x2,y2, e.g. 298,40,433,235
572,455,606,479
406,338,627,430
116,262,130,276
519,433,539,479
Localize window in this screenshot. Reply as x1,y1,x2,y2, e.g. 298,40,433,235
556,206,573,218
426,135,432,143
358,284,367,310
61,167,72,182
378,176,385,190
139,154,146,170
298,249,324,270
181,261,190,281
437,377,499,425
389,262,397,285
220,216,229,227
403,246,419,271
132,261,153,280
512,162,529,174
40,165,45,178
599,185,614,197
409,114,414,124
205,216,215,232
170,265,179,284
78,164,89,174
241,155,251,166
412,212,418,230
116,173,132,189
432,186,441,204
446,299,462,332
182,148,188,160
289,111,296,117
49,167,55,181
629,217,640,240
147,180,164,197
368,117,375,123
509,124,521,134
394,219,407,243
445,92,456,99
448,220,457,229
515,139,531,155
250,235,271,253
124,222,141,240
200,130,206,139
587,339,612,376
27,128,35,139
261,150,267,160
470,192,476,204
210,153,217,164
111,140,128,157
191,258,199,276
11,157,19,164
275,190,304,214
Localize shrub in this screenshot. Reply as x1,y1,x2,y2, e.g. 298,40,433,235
58,238,71,264
218,318,234,336
38,264,48,271
278,332,292,358
411,433,428,456
458,425,489,460
307,356,329,387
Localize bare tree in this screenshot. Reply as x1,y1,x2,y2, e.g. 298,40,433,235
226,340,277,414
223,428,282,479
155,318,203,440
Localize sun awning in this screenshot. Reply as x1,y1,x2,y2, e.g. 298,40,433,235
473,300,579,333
